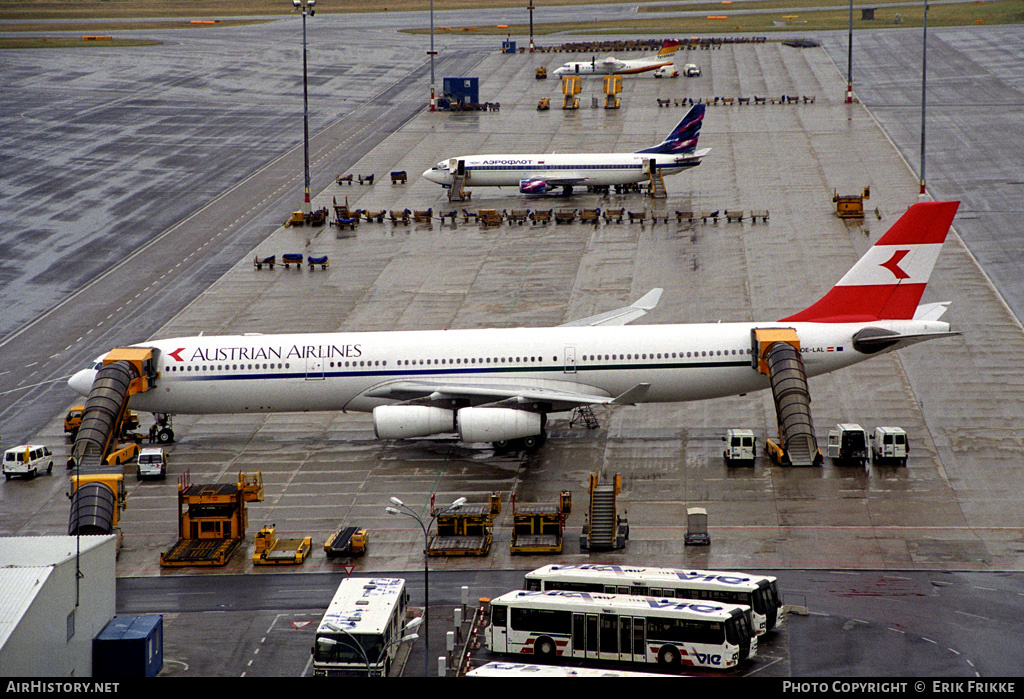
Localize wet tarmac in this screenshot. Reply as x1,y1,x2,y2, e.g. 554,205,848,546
1,12,1023,678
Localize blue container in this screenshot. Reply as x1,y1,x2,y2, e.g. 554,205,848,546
93,615,163,678
442,77,479,107
502,40,517,54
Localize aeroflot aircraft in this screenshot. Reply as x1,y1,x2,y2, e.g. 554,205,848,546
422,104,708,196
69,202,960,451
552,40,680,77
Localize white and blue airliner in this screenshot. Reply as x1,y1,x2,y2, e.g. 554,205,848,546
422,104,709,196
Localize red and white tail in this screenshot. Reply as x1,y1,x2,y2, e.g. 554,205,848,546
657,40,681,57
781,201,960,323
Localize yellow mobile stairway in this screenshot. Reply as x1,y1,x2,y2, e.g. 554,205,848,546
644,158,667,198
580,473,628,550
753,329,822,467
67,348,158,537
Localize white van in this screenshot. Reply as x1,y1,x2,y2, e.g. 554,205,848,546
871,426,908,465
3,445,55,480
827,423,869,466
723,429,756,465
683,63,701,77
136,447,167,480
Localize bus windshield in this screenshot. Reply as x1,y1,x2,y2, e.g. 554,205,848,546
726,611,753,646
314,633,384,665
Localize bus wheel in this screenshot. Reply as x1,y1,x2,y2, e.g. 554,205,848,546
535,636,557,659
658,645,680,668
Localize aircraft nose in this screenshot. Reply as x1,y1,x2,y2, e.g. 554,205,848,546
68,368,97,397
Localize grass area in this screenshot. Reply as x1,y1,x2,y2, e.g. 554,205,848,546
406,0,1022,35
0,0,628,22
1,18,270,33
1,0,1019,39
0,36,161,48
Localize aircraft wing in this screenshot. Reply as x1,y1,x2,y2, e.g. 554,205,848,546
541,174,588,187
362,378,650,411
560,288,663,327
599,56,626,70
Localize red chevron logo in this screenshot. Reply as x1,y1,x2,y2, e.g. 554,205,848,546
168,348,186,362
880,249,911,280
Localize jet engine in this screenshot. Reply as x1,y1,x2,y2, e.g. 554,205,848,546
372,405,456,440
457,407,542,444
520,179,550,194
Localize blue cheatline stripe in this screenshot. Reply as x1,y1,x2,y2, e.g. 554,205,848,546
167,359,751,384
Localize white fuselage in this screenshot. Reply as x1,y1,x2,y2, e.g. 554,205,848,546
553,57,673,78
422,150,709,189
70,319,945,417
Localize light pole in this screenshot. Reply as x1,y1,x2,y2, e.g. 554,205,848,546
292,0,315,215
386,495,466,676
920,0,929,196
528,2,535,53
428,0,436,110
846,0,854,103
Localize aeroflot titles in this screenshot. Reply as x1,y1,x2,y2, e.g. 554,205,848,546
550,564,753,585
185,343,363,363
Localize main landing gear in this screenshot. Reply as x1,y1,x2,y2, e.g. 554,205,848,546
151,413,175,444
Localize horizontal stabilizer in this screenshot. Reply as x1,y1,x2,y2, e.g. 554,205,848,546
913,302,951,321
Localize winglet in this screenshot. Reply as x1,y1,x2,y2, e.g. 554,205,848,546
610,383,651,405
560,288,664,327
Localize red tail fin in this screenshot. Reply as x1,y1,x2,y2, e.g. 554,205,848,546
780,201,959,323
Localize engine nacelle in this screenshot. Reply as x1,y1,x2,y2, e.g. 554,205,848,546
457,407,542,444
520,179,549,194
373,405,456,440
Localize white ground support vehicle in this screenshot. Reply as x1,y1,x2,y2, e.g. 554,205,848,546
486,588,756,670
826,423,869,466
723,428,756,465
311,577,411,677
136,447,167,480
3,445,54,480
683,63,701,76
524,563,784,635
871,426,909,465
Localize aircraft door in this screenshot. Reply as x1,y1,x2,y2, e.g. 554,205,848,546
305,356,325,381
564,346,577,374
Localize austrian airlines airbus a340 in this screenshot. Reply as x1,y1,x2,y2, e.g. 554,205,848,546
69,201,960,450
422,104,708,196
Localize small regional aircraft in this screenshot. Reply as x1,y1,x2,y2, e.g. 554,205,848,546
69,202,960,451
552,40,680,78
422,104,708,196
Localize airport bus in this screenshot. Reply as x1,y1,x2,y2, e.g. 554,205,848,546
485,589,756,670
467,661,675,677
523,564,784,635
311,577,409,676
